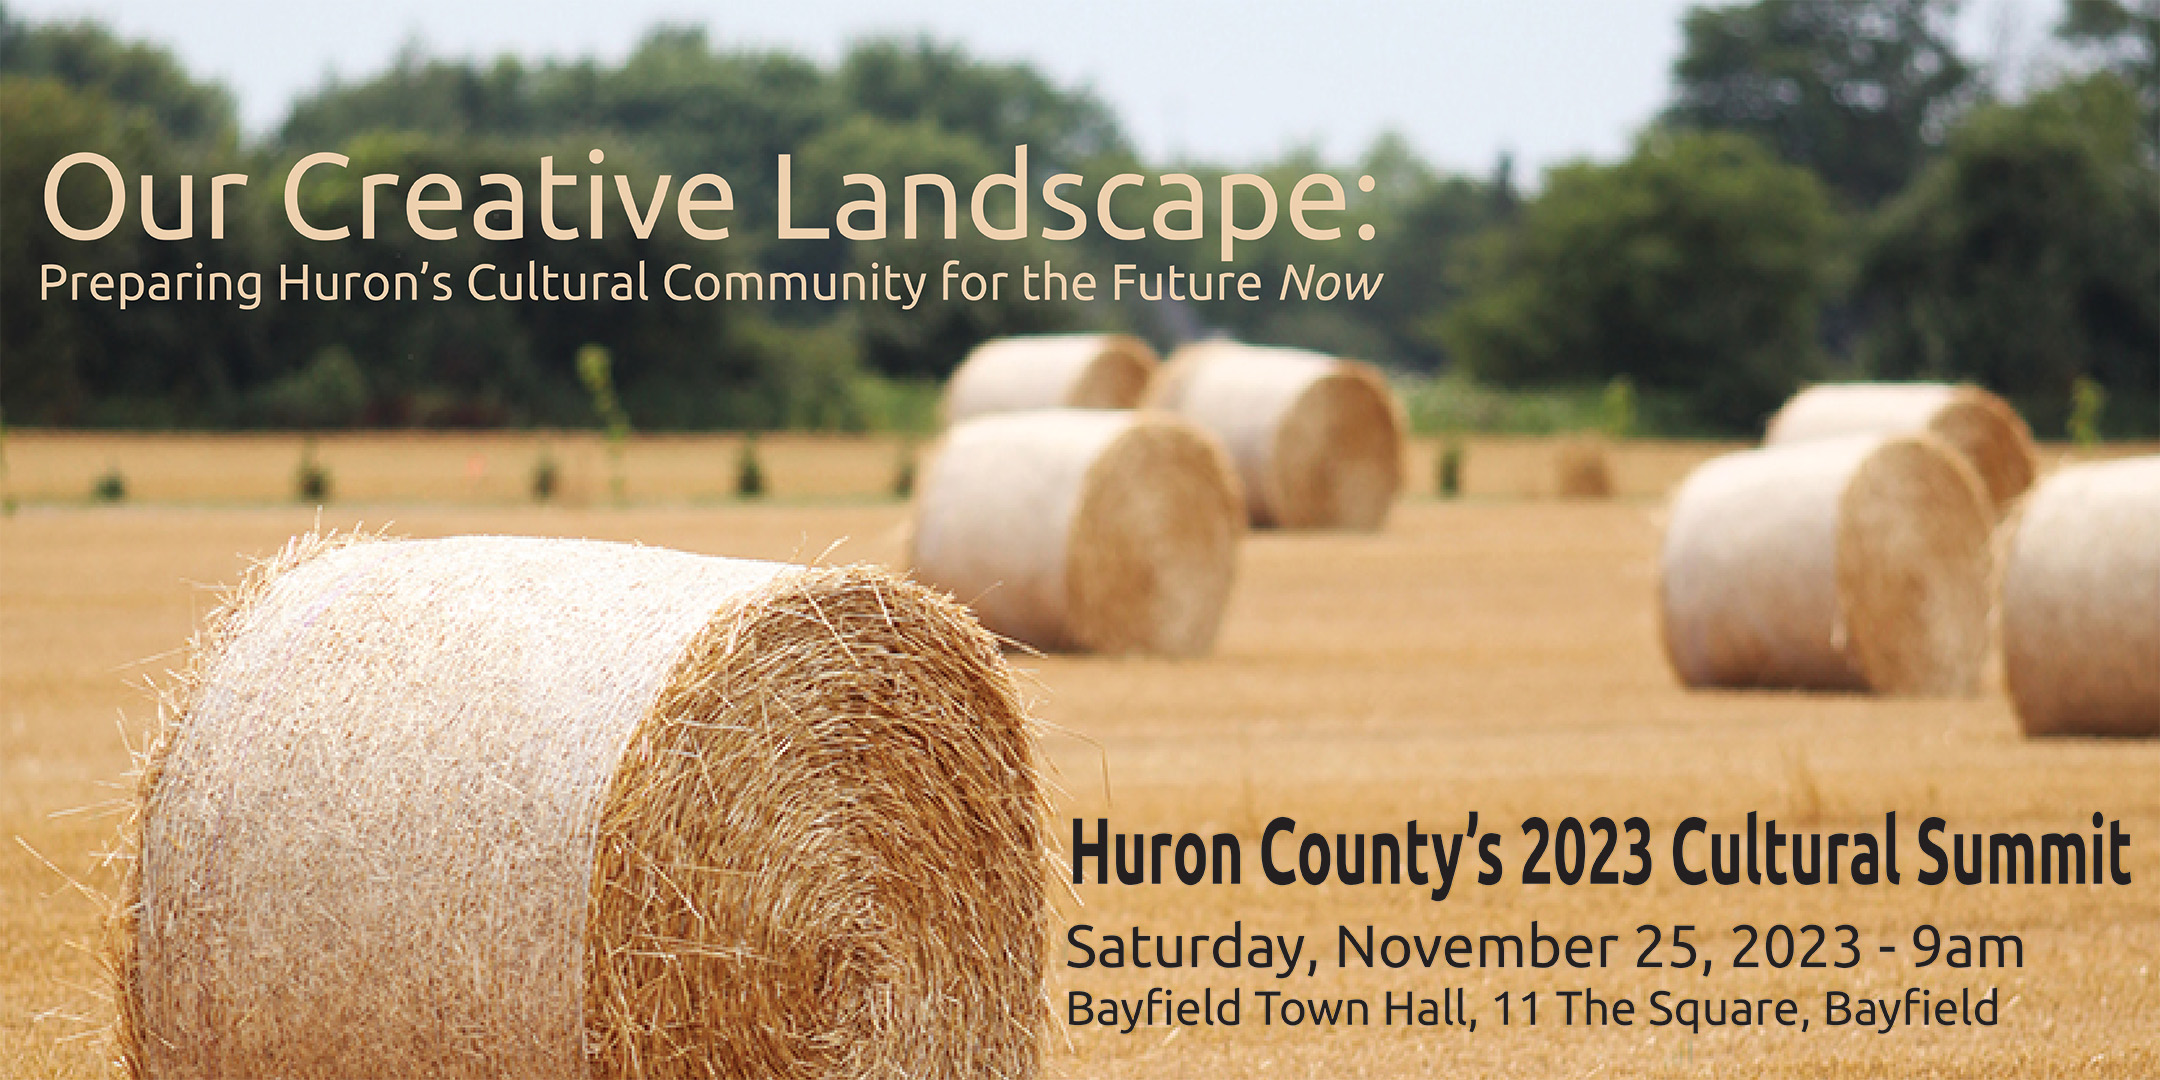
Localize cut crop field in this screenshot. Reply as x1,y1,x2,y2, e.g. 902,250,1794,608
2,436,2154,1077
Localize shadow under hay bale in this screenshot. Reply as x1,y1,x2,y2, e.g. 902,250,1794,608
942,333,1158,424
908,409,1242,657
2002,456,2160,736
115,534,1045,1080
1553,437,1614,499
1659,434,1994,695
1148,342,1402,530
1764,382,2036,518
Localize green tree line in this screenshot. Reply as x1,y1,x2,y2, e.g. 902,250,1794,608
2,0,2153,435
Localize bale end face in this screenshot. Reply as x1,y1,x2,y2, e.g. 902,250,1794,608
1921,387,2037,516
586,565,1047,1079
1150,343,1404,531
1659,434,1992,696
1265,361,1404,530
943,333,1159,423
1064,416,1244,656
1064,334,1157,409
1834,437,1994,695
908,410,1243,657
1764,382,2036,517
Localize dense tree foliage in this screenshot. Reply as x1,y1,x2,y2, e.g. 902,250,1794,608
1858,75,2158,434
1,10,265,425
1441,132,1834,433
3,4,2152,436
2056,0,2160,144
1665,0,1973,206
0,8,235,149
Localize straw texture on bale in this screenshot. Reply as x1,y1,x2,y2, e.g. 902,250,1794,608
1660,434,1994,695
943,333,1158,423
113,534,1045,1080
2001,456,2160,736
1764,382,2037,516
1148,341,1403,529
908,409,1242,656
1554,437,1615,499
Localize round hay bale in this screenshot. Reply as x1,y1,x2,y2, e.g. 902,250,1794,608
114,534,1044,1080
1148,342,1403,529
1659,434,1994,695
1764,382,2037,516
908,409,1243,656
2001,456,2160,736
1554,437,1615,499
943,333,1158,423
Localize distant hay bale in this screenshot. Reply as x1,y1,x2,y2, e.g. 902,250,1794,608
908,409,1242,656
1554,437,1614,499
1659,434,1994,695
2001,456,2160,736
943,333,1158,423
1764,382,2037,516
114,534,1044,1080
1148,342,1403,529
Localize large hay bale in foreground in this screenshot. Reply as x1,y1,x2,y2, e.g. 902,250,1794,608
1764,382,2037,516
943,333,1158,423
2002,456,2160,735
1148,342,1403,529
909,409,1242,656
115,534,1044,1080
1660,434,1993,695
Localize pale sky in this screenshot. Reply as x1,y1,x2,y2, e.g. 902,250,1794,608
12,0,2067,177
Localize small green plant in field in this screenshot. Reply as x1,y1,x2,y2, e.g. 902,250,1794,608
531,446,561,502
1600,375,1637,438
0,411,14,515
92,465,127,503
735,433,767,499
1436,437,1465,499
890,438,918,499
577,344,632,504
294,440,332,503
2068,376,2106,448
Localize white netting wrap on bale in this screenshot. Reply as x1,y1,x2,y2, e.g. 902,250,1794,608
1147,342,1403,529
908,409,1243,656
2001,456,2160,736
1660,434,1994,695
943,333,1158,423
1764,382,2037,517
114,534,1045,1080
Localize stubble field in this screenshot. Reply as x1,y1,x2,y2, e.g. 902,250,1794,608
2,433,2153,1077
